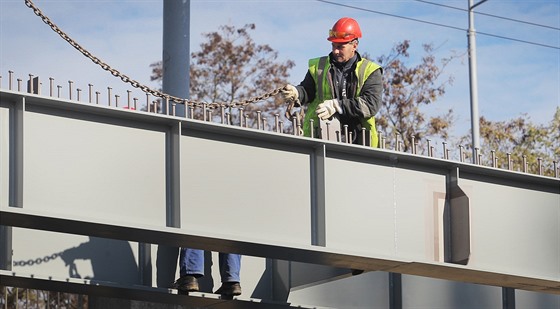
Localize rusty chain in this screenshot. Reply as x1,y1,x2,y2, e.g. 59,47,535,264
24,0,284,109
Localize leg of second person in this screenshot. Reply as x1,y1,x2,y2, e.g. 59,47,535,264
180,248,204,277
173,248,204,292
215,253,242,296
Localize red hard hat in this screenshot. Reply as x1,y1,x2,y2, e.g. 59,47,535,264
328,17,362,43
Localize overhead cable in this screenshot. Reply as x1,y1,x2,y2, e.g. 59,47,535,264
414,0,560,31
316,0,559,50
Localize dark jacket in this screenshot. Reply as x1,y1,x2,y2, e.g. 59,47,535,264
296,52,383,145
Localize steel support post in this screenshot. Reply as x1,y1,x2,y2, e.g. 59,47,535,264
162,0,190,117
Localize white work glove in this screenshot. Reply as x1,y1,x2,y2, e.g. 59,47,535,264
280,84,299,104
316,99,342,120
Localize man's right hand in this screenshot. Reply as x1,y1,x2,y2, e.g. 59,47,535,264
280,84,299,103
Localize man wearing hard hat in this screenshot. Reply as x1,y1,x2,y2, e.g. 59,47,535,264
282,17,383,147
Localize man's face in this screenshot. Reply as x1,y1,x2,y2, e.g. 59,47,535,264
331,40,358,63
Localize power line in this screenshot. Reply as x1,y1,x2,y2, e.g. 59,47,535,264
476,31,559,49
414,0,560,31
316,0,560,50
317,0,465,31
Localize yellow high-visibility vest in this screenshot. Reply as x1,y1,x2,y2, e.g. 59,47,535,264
305,56,381,147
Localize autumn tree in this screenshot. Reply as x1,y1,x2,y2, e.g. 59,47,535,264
0,287,87,308
150,23,294,127
151,31,460,144
459,107,560,176
368,40,456,152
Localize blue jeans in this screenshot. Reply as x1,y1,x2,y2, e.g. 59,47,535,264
179,248,241,282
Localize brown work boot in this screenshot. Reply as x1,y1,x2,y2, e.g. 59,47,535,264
172,275,199,292
215,282,242,296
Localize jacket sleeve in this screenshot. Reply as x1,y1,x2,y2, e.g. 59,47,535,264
339,68,382,118
295,71,316,105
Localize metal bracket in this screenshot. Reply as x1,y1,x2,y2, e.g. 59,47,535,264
445,166,471,265
318,117,341,142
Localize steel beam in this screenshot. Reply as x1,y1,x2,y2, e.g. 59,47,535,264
1,90,559,302
1,207,558,294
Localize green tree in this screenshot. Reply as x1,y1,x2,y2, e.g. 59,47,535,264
150,23,294,128
459,107,560,176
368,40,456,153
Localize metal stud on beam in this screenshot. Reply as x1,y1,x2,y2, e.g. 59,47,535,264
28,74,34,94
427,139,431,157
127,90,132,109
8,70,13,90
50,78,55,97
274,114,280,133
88,84,93,103
310,119,315,138
474,147,479,165
107,87,112,106
146,93,150,112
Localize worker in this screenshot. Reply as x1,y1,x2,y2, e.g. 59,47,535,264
172,248,242,296
281,17,383,147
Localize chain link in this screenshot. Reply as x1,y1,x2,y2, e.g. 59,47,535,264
13,253,61,267
24,0,284,109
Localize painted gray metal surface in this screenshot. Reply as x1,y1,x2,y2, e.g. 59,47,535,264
1,89,559,308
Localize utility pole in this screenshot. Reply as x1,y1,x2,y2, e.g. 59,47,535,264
155,0,191,289
467,0,488,163
162,0,190,117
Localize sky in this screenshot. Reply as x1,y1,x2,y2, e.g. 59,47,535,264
0,0,559,141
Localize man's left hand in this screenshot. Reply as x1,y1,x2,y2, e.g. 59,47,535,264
316,99,342,120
